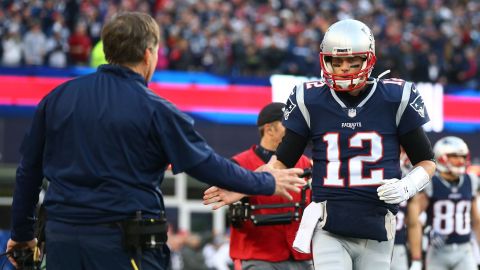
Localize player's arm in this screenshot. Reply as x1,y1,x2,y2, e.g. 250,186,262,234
275,128,308,169
472,195,480,243
275,82,311,170
378,127,435,204
407,192,429,263
396,83,436,178
400,127,436,177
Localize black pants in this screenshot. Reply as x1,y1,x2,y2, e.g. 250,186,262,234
45,220,170,270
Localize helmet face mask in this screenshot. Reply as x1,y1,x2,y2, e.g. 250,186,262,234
319,19,376,92
433,136,469,177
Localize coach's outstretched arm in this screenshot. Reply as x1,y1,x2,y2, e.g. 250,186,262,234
202,155,304,209
190,153,304,202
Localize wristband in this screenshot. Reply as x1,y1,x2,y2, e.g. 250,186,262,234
406,166,430,195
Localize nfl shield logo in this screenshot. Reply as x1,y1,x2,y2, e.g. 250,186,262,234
348,108,357,118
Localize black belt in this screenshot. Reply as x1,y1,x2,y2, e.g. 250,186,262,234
121,213,168,251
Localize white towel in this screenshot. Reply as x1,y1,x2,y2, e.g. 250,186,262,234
292,201,325,253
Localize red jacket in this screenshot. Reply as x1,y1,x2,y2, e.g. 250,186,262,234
230,145,312,261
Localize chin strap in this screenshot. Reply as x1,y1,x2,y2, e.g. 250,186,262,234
322,69,392,90
366,69,391,85
377,69,391,79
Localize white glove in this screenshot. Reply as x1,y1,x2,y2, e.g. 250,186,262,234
377,166,430,204
409,260,422,270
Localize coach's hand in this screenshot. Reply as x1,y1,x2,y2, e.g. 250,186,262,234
259,155,306,200
6,238,37,268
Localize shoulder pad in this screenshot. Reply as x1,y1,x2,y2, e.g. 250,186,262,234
467,173,480,191
380,78,407,90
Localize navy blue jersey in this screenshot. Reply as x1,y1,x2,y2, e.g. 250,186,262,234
394,201,408,245
283,79,429,214
425,174,478,244
11,65,275,241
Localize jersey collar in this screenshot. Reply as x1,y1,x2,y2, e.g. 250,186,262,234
98,64,148,86
329,80,378,110
438,172,464,190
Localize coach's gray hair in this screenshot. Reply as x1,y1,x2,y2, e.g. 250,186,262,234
101,12,160,65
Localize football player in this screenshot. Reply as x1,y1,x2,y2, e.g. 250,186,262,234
204,19,436,270
408,136,480,270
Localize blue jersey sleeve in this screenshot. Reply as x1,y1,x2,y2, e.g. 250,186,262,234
397,83,430,135
282,84,310,137
186,152,275,195
153,101,212,174
12,97,48,241
153,98,275,195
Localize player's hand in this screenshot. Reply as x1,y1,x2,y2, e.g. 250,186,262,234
203,186,246,210
6,238,37,268
378,166,431,204
409,260,422,270
260,155,306,200
377,177,414,204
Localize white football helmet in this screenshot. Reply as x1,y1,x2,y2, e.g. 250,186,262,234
319,19,376,92
433,136,469,177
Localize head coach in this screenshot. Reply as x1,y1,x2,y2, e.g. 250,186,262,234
5,12,304,270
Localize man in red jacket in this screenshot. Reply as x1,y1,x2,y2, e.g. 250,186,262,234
228,102,313,270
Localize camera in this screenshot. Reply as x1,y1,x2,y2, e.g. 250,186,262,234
227,202,250,228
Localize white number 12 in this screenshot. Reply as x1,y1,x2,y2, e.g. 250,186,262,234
323,132,384,187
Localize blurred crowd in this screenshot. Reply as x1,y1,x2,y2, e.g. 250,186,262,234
167,229,233,270
1,0,480,89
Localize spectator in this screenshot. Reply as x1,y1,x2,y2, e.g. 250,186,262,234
156,42,169,70
167,230,188,270
427,52,446,84
45,30,68,68
50,13,70,43
168,38,191,71
181,234,210,270
68,22,91,65
461,47,478,89
203,234,232,270
1,27,22,66
22,21,46,66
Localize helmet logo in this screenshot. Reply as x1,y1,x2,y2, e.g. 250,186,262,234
332,47,352,55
